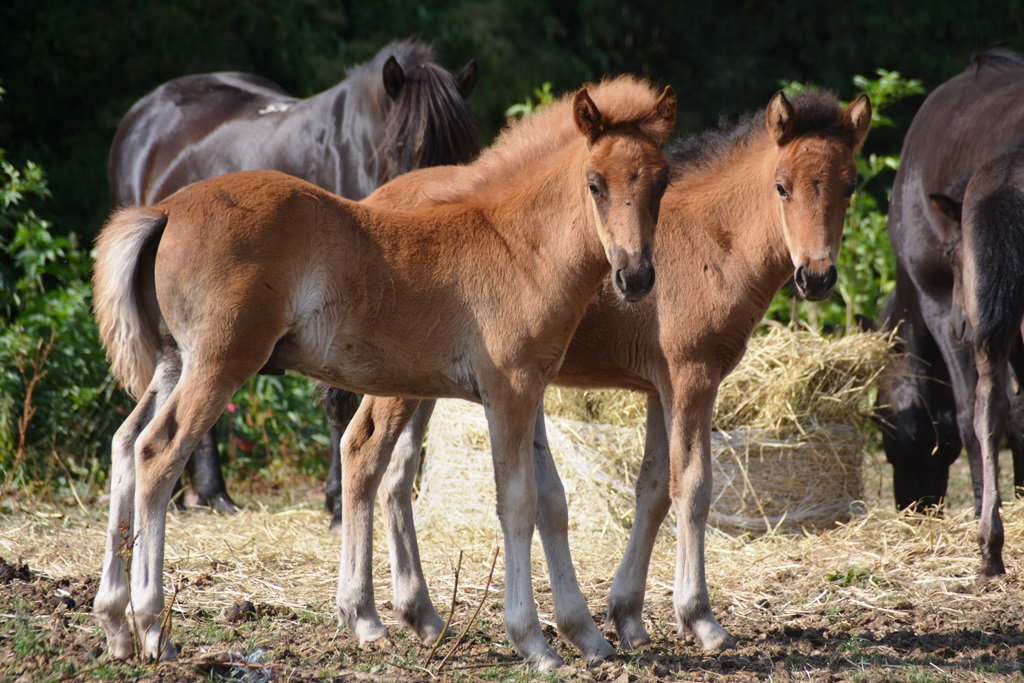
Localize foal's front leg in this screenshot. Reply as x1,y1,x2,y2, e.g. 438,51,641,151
664,387,735,650
336,396,422,644
484,389,563,669
531,406,614,662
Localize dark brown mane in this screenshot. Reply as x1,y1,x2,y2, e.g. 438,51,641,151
969,48,1024,75
666,92,845,179
371,41,480,182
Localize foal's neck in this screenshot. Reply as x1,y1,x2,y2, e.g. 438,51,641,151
700,135,792,292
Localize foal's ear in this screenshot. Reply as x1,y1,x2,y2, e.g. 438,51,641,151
383,56,405,100
457,60,478,99
843,94,873,149
929,193,964,225
766,91,796,145
573,88,605,144
646,86,677,144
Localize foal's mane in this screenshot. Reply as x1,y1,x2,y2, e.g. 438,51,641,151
665,92,846,180
346,39,479,182
444,75,670,201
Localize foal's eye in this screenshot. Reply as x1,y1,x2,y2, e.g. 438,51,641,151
589,182,601,199
775,182,790,199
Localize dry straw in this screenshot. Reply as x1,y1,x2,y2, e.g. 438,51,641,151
417,326,896,537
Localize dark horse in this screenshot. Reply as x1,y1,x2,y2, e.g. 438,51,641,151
108,39,479,513
878,49,1024,575
924,147,1024,578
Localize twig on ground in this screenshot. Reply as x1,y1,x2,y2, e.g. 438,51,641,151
426,549,463,667
435,546,500,674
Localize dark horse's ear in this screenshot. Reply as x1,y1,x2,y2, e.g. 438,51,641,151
843,94,873,149
929,193,964,225
646,86,677,144
383,56,405,100
573,88,604,144
766,91,796,145
457,60,478,99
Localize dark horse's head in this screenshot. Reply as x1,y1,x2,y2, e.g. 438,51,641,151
766,91,872,301
376,41,480,181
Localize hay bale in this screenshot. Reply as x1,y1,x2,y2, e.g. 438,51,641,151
708,425,863,533
416,328,893,538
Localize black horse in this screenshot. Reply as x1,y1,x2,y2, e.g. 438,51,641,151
877,49,1024,515
109,38,479,515
923,147,1024,577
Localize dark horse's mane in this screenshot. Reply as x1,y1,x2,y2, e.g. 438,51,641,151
665,92,845,180
969,48,1024,75
349,40,479,182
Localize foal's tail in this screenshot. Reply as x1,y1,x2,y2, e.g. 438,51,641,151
93,207,168,399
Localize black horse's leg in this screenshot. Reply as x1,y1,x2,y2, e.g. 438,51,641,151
1007,341,1024,497
324,387,363,532
190,422,240,513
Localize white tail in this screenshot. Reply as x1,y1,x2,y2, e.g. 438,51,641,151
92,207,167,399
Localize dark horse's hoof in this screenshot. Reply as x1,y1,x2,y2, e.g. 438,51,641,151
206,494,241,514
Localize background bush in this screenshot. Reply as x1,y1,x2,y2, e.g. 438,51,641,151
1,3,1022,492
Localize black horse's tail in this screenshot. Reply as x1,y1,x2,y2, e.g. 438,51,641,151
970,186,1024,358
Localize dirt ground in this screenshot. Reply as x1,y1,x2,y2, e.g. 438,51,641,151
2,450,1024,682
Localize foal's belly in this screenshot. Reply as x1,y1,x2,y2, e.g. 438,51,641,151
273,329,481,402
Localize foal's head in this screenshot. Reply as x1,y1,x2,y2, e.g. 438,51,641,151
573,84,676,301
766,91,872,301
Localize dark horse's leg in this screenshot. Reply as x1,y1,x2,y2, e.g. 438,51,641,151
171,428,238,513
325,387,363,532
186,422,239,513
1008,340,1024,497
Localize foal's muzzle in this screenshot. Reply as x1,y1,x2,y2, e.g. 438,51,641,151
794,264,837,301
612,246,656,302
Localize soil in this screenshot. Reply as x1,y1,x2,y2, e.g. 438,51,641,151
3,550,1023,682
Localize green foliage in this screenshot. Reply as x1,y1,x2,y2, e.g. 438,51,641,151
504,82,555,119
221,375,330,479
828,566,888,588
766,70,925,332
0,146,128,489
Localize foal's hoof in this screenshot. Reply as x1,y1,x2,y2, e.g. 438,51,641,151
610,617,651,651
688,622,737,651
142,630,178,662
529,648,565,671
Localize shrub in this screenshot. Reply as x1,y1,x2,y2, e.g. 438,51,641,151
0,138,126,493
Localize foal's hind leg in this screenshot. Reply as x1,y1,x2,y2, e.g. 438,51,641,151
336,396,422,645
607,393,672,649
95,355,177,660
380,400,446,643
129,364,241,661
